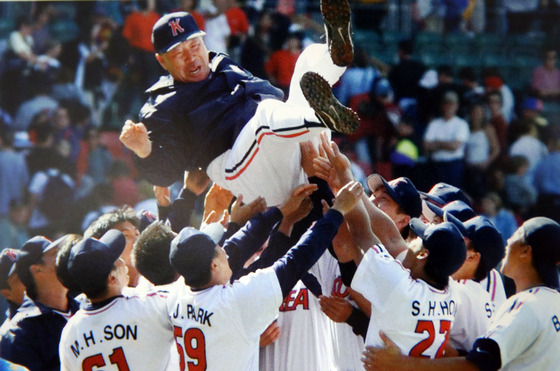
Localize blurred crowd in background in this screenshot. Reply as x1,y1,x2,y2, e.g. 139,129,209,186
0,0,559,253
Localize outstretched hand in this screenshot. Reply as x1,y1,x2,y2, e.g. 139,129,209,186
154,186,171,207
331,181,363,216
313,132,354,192
362,331,403,371
279,183,318,217
203,183,234,221
120,120,152,158
230,195,267,226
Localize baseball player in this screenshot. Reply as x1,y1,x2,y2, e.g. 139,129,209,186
442,213,505,353
362,217,560,371
119,0,359,207
421,183,508,309
166,181,362,371
59,229,177,371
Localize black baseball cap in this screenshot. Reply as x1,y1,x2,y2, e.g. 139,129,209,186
445,213,505,273
0,249,21,288
169,227,216,286
367,174,422,218
409,219,467,279
13,236,53,277
152,12,206,54
521,217,560,289
426,200,477,222
68,229,126,289
421,182,472,207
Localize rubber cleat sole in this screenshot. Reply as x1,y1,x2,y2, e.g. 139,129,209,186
321,0,354,66
300,71,359,135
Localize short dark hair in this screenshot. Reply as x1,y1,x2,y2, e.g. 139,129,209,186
55,234,83,292
437,65,453,77
85,206,139,239
133,222,177,285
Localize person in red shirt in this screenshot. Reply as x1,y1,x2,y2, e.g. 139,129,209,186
265,33,303,97
176,0,206,31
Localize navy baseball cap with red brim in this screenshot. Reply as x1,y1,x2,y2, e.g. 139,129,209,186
152,12,206,54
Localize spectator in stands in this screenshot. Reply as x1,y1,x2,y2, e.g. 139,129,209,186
486,90,508,160
388,39,426,104
483,72,515,124
503,155,538,217
423,91,470,188
0,126,29,249
532,126,560,222
442,0,469,33
335,45,380,106
26,123,72,177
265,32,302,97
224,0,249,61
459,67,485,117
508,118,548,176
78,127,114,185
201,0,231,54
176,0,205,30
531,48,560,102
464,102,500,200
1,237,80,371
30,3,56,55
13,80,58,132
480,191,518,244
80,183,116,232
348,78,399,168
2,201,30,251
121,0,161,89
419,64,464,123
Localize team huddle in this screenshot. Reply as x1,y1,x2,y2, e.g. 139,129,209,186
0,0,559,370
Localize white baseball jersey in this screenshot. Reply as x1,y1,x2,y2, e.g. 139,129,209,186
59,290,175,371
168,268,283,371
259,251,336,371
482,286,560,370
448,279,493,352
321,252,365,371
479,268,507,311
352,245,458,358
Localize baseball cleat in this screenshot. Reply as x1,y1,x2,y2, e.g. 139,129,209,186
321,0,353,66
300,72,359,135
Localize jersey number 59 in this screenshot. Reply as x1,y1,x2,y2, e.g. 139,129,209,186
174,326,207,370
409,319,451,358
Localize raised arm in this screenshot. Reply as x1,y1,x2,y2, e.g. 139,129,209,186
273,181,363,298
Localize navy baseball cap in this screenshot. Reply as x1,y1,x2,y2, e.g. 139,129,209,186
421,182,472,207
68,229,126,289
426,200,477,223
368,175,422,218
169,227,216,285
521,217,560,289
152,12,206,54
445,213,505,273
13,236,53,276
409,219,466,279
0,249,20,288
